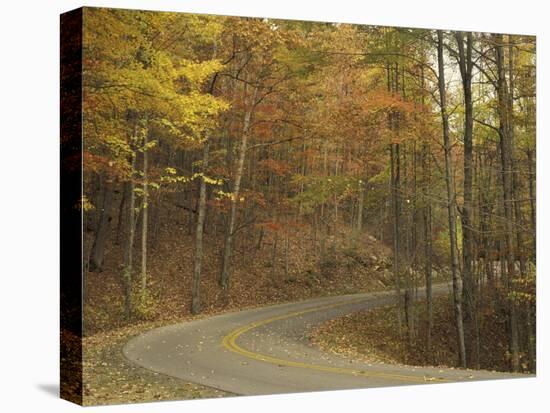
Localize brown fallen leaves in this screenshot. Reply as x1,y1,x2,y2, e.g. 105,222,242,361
83,224,395,335
310,294,521,373
81,321,229,406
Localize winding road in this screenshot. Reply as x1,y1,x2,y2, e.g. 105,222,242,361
123,284,530,396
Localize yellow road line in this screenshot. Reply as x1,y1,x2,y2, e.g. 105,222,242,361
221,297,448,384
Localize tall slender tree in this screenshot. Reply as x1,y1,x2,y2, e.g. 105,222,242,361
437,30,467,368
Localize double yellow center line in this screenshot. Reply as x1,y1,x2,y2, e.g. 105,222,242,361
221,296,447,383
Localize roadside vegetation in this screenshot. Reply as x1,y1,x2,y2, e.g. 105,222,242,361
311,289,534,373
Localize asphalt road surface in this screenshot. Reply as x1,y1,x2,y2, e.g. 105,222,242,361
123,284,531,396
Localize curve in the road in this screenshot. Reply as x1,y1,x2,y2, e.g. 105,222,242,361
123,286,531,396
221,297,446,383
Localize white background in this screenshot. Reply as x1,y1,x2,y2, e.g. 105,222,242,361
0,0,547,411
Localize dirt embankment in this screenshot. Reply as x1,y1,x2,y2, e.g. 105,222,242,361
84,224,395,334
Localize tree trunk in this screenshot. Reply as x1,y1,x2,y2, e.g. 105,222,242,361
390,143,403,332
190,52,220,312
140,122,149,297
422,143,433,350
495,33,520,372
357,181,365,233
220,86,258,291
123,154,136,319
192,136,210,314
299,135,307,215
526,148,536,256
150,191,162,248
88,176,114,272
115,182,126,245
256,226,264,250
284,221,290,279
402,144,414,345
411,142,418,342
437,30,467,368
353,174,367,248
456,31,475,367
419,65,433,350
271,230,278,278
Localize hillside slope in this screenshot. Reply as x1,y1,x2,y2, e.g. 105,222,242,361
84,220,395,334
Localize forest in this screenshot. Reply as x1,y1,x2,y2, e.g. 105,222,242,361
79,6,536,384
